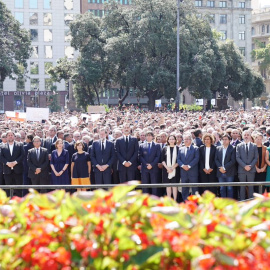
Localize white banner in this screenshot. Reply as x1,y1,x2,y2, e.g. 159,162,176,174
26,107,49,122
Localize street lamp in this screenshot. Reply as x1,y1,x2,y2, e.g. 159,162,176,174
175,0,182,112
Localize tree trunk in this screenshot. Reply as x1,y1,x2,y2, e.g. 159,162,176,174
147,90,158,111
93,85,100,105
118,87,130,110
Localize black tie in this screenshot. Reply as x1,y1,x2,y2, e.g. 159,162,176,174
186,147,189,157
36,148,40,161
126,136,129,150
102,141,105,153
246,144,248,156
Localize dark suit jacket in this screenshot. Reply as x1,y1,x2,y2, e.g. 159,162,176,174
231,139,241,147
90,140,115,172
68,141,88,161
264,140,270,147
199,145,216,172
27,147,49,179
139,142,161,172
215,144,236,177
115,136,139,171
43,136,57,154
195,137,203,147
23,142,34,173
177,144,199,181
0,142,24,174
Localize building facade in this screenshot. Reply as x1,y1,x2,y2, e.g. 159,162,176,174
251,7,270,105
1,0,80,112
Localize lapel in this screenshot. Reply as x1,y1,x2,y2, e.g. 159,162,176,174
6,144,12,158
185,145,192,160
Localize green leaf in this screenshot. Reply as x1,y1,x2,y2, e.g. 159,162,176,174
131,246,163,265
16,235,31,248
213,197,236,210
118,238,136,251
101,257,119,269
214,252,238,266
215,224,236,237
112,182,138,202
71,249,82,263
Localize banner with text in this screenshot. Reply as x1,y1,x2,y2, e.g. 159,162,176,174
26,107,49,122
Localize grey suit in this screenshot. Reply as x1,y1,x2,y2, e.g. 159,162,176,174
236,142,258,200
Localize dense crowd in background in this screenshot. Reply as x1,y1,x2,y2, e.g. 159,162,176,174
0,106,270,202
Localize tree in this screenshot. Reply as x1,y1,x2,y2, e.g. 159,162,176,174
218,41,264,101
0,1,32,81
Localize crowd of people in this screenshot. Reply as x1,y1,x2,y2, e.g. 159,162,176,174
0,106,269,201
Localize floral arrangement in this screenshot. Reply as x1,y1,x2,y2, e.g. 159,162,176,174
0,182,270,270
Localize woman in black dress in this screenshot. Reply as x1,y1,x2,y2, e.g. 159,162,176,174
71,141,91,191
161,135,179,200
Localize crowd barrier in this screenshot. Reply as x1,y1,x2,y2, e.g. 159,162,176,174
0,182,267,199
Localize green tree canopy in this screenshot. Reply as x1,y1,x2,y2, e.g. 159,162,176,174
0,1,32,81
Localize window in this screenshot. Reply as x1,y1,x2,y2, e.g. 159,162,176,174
31,46,38,58
30,79,39,90
220,14,227,24
65,46,74,58
64,14,74,26
45,79,53,90
65,29,72,42
267,25,270,33
44,62,53,75
64,0,73,10
15,0,23,8
44,13,52,25
44,0,51,9
239,31,245,40
29,12,38,25
195,0,202,7
239,2,245,8
220,30,227,40
209,14,215,23
219,1,227,7
207,1,215,7
44,29,52,42
252,43,255,50
44,46,53,58
14,96,24,111
239,15,245,24
29,0,38,9
30,29,38,42
0,97,4,112
262,42,266,48
16,78,25,91
239,47,245,56
251,27,255,36
30,62,39,74
0,81,3,91
15,12,24,24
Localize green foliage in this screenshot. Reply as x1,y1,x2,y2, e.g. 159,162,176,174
218,41,264,101
0,1,32,82
179,104,203,111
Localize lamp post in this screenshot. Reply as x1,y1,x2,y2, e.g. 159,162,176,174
175,0,182,112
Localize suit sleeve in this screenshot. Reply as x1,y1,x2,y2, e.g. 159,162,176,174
27,151,36,171
250,145,259,167
15,144,24,164
139,145,147,167
177,149,183,167
106,143,115,167
90,143,98,166
199,147,204,169
215,148,222,168
40,150,49,170
236,145,246,168
224,147,236,171
115,140,125,164
129,139,139,165
210,147,216,169
189,147,199,168
0,148,8,165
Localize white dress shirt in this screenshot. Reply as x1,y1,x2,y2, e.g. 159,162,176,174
205,147,211,170
8,143,14,156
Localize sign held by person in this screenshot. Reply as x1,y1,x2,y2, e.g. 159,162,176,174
87,106,106,114
26,107,49,122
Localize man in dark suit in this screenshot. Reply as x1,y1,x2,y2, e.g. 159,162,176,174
194,129,203,147
236,130,258,200
215,134,236,198
115,123,138,183
0,130,24,197
177,133,200,201
111,129,122,184
139,131,161,196
43,125,57,154
27,136,49,193
90,128,115,185
50,130,64,153
231,129,241,147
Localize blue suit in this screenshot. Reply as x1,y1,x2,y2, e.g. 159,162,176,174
23,142,34,196
115,136,139,183
90,140,115,185
177,145,199,201
139,142,161,196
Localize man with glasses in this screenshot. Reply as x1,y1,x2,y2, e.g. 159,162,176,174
177,133,200,201
27,136,49,193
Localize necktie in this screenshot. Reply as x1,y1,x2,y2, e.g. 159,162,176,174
246,144,248,156
36,148,40,161
148,143,151,154
126,136,129,150
102,141,105,153
186,147,189,157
